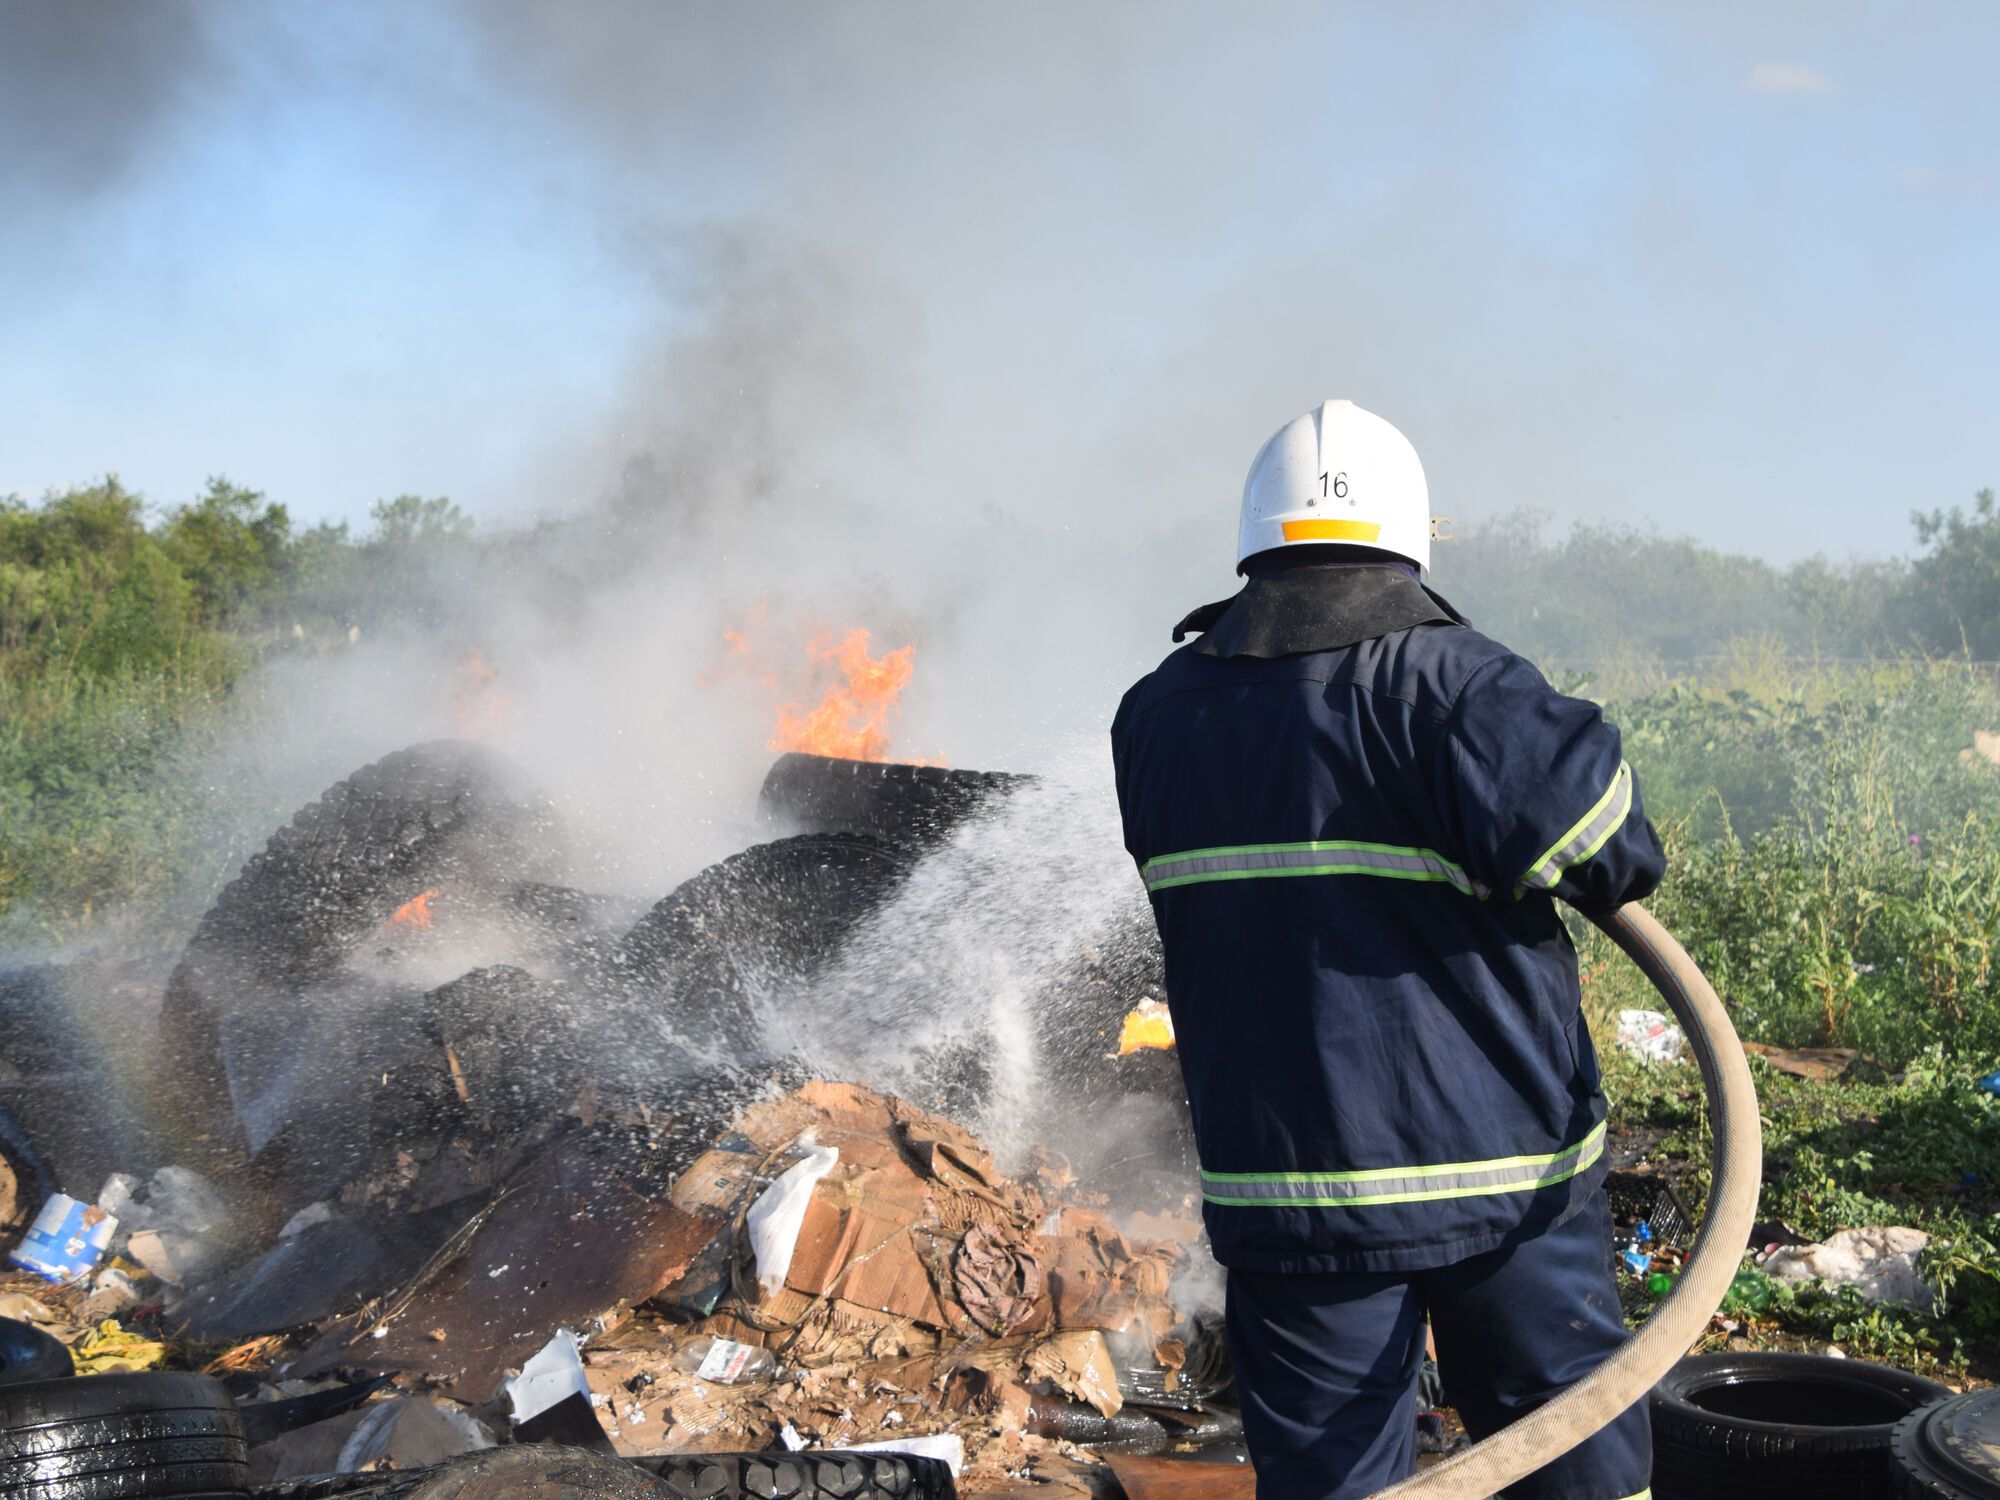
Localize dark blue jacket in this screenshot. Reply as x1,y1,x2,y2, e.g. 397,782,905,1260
1111,562,1663,1273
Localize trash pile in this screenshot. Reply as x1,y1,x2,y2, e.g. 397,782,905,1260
2,1070,1228,1494
0,744,1238,1494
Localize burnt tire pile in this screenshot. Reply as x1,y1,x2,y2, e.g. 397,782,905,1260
157,740,563,1168
1650,1352,1956,1500
0,1373,247,1498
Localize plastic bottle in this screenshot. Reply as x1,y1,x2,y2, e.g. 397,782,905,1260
1621,1220,1654,1278
673,1336,777,1385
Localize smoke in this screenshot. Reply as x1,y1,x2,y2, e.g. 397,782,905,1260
16,3,1996,1205
0,0,222,199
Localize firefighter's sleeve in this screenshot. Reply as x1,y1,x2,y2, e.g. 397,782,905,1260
1434,653,1665,915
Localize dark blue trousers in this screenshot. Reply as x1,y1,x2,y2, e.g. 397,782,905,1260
1223,1191,1650,1500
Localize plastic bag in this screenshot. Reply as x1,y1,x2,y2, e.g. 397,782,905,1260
745,1144,839,1296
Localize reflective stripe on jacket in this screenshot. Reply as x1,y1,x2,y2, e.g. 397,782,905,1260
1110,565,1664,1273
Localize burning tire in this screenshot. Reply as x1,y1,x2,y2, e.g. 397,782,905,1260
0,1371,247,1498
158,740,564,1172
1650,1352,1954,1499
758,752,1027,851
612,835,910,1067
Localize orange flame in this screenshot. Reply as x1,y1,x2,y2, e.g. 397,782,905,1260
453,650,513,739
770,629,917,763
1117,999,1177,1056
387,888,441,930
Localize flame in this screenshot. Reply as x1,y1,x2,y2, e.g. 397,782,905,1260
453,649,514,739
770,628,917,763
387,888,441,930
1117,998,1177,1056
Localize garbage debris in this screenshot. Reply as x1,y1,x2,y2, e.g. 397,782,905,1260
1763,1226,1934,1309
506,1328,594,1424
1616,1010,1685,1064
824,1432,966,1479
79,1265,141,1322
246,1394,495,1483
1118,999,1176,1056
290,1130,722,1398
69,1318,169,1374
279,1201,334,1239
103,1165,235,1286
675,1335,779,1384
747,1143,841,1295
1742,1042,1867,1082
0,745,1279,1492
9,1192,117,1283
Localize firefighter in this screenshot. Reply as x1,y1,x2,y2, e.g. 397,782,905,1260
1111,401,1662,1500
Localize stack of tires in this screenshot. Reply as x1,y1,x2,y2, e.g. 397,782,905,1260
1650,1352,1982,1500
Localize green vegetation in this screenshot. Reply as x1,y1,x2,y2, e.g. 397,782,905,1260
0,478,472,937
1596,1053,2000,1380
1572,655,2000,1376
1449,489,2000,666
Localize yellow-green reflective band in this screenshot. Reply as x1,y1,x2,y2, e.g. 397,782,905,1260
1143,840,1486,899
1519,762,1633,895
1201,1121,1607,1208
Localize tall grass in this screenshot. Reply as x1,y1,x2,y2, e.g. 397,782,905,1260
1576,656,2000,1069
0,642,242,940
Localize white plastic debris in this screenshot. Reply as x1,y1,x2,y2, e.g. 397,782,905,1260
833,1435,966,1479
746,1144,840,1296
1617,1009,1686,1065
125,1229,210,1286
96,1174,146,1240
674,1336,777,1384
328,1399,493,1476
504,1329,591,1424
80,1267,141,1321
278,1202,334,1240
1763,1227,1933,1310
146,1166,231,1235
109,1166,235,1285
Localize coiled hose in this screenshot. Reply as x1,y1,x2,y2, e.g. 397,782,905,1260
1374,903,1763,1500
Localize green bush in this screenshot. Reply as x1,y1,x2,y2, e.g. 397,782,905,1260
1577,659,2000,1068
0,479,475,934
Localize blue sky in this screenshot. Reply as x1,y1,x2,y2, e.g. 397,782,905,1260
2,1,1994,564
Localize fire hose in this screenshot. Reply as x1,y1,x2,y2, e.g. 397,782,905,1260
1373,903,1763,1500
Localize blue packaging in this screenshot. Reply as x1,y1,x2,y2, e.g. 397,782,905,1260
9,1193,118,1283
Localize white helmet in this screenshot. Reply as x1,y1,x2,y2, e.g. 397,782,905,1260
1237,400,1431,573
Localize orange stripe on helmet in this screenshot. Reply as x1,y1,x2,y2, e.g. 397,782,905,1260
1280,519,1383,543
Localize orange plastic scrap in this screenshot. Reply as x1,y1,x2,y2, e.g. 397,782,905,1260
1117,999,1177,1055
